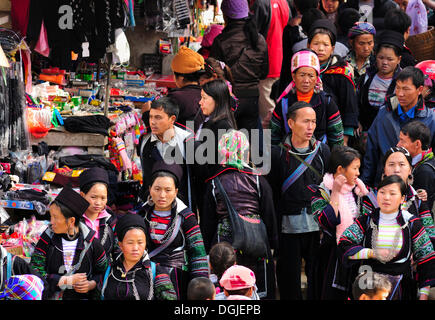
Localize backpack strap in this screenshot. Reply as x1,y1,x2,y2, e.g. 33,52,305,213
6,252,11,281
101,265,111,300
282,98,290,134
151,261,156,281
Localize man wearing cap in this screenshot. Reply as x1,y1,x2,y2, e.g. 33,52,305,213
30,185,108,300
268,101,330,300
138,96,196,211
210,0,269,133
168,46,206,129
361,66,435,187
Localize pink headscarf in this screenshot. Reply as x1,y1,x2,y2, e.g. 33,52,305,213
201,24,224,48
276,50,323,103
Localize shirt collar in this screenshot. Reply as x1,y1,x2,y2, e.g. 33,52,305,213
150,126,191,146
397,103,416,119
82,209,111,223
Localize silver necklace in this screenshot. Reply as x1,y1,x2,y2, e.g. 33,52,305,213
370,218,407,264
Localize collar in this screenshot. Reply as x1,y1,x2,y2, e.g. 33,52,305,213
412,149,434,167
397,103,416,120
150,125,191,146
82,209,111,224
283,134,318,155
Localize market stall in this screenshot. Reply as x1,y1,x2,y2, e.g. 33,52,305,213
0,0,222,262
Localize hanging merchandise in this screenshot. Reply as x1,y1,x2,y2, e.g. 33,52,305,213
107,28,131,65
34,21,50,58
26,0,128,69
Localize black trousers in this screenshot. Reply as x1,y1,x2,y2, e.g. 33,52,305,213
276,231,320,300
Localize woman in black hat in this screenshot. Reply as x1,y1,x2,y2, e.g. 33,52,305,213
138,161,208,300
79,167,118,260
307,18,359,146
100,213,173,300
30,186,108,300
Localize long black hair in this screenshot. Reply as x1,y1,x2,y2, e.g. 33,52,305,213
202,79,237,128
377,174,408,196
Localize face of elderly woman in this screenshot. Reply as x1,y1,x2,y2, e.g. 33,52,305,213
119,228,147,264
149,176,178,211
49,204,74,234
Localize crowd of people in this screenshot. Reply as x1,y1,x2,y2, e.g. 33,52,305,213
2,0,435,301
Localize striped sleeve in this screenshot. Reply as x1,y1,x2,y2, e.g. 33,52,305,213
30,231,50,278
337,216,370,266
154,271,177,300
326,110,344,147
310,187,340,233
417,206,435,247
410,216,435,288
29,231,62,295
182,211,209,278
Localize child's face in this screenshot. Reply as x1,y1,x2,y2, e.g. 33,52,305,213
360,289,390,300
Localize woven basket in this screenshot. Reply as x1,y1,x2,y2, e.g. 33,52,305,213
405,26,435,62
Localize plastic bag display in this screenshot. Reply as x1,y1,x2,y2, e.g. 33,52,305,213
0,216,50,258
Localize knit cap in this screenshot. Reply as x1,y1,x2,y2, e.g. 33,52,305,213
171,46,205,74
219,265,256,290
220,0,249,20
347,21,376,40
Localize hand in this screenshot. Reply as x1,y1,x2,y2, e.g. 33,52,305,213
332,174,347,194
374,248,391,263
419,293,429,300
416,189,427,202
73,279,96,294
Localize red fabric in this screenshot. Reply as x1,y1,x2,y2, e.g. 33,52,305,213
11,0,31,37
265,0,290,78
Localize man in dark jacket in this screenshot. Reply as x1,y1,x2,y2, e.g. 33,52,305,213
137,97,196,210
361,67,435,188
267,101,330,300
397,121,435,213
210,0,269,132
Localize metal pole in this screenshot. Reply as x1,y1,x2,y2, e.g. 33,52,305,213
104,53,112,117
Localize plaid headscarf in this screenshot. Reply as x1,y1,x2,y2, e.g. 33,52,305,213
0,275,44,300
218,130,250,169
277,50,323,103
347,22,376,40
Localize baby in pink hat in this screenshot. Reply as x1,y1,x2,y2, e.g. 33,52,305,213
219,265,256,300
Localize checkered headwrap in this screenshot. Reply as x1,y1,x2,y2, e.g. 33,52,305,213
0,275,44,300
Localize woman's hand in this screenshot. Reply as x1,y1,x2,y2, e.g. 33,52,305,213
73,279,96,294
416,189,428,202
332,174,347,194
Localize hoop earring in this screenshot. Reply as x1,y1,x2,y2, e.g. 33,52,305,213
408,174,414,186
67,225,77,240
